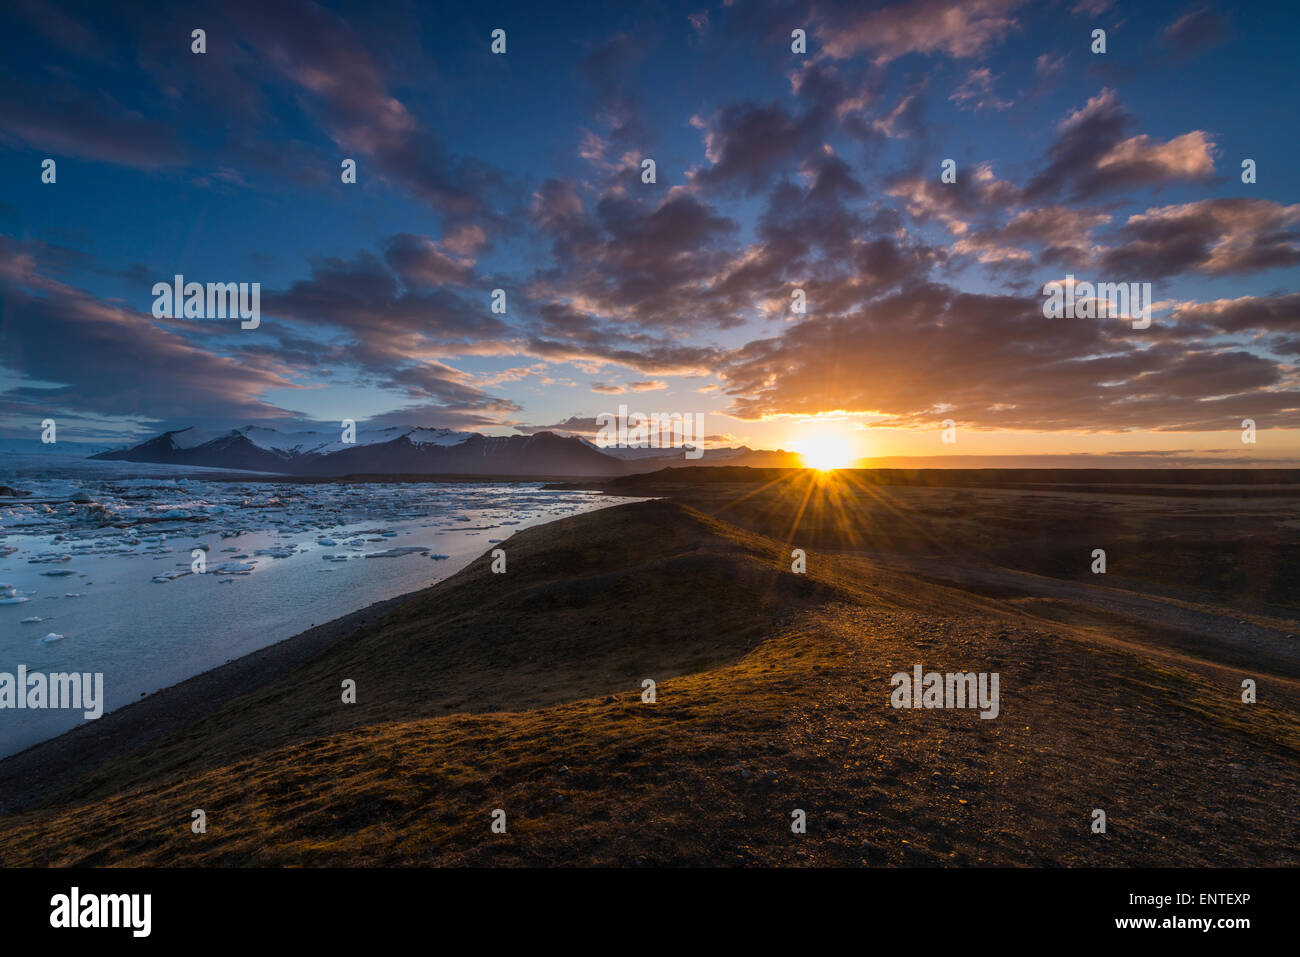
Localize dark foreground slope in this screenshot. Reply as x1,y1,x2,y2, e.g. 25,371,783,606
0,498,1297,866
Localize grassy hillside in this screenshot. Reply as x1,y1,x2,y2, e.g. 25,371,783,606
1,498,1297,866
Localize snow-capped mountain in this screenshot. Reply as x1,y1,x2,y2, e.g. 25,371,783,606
91,425,802,477
93,425,625,477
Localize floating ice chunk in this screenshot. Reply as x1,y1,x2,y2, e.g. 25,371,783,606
317,538,337,546
364,546,430,558
21,616,50,623
0,596,30,604
254,545,297,559
41,632,65,643
40,569,77,577
211,561,255,575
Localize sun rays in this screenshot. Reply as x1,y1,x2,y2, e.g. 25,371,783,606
794,426,856,471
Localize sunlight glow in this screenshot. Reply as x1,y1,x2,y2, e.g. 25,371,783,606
796,429,855,471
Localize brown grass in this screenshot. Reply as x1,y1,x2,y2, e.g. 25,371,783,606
1,497,1297,866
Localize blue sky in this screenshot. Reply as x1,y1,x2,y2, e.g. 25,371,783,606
1,0,1298,463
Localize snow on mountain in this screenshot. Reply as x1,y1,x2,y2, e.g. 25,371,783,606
167,427,223,450
236,426,321,455
235,425,473,456
93,424,625,476
92,424,796,476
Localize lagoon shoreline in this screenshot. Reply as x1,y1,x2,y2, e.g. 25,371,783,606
0,489,648,813
0,585,419,814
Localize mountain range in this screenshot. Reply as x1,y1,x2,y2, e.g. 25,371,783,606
90,425,801,477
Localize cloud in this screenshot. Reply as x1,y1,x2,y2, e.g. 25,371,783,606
1168,293,1300,338
1035,53,1065,79
579,33,651,163
523,336,721,377
952,205,1113,270
1161,5,1230,58
887,162,1022,236
0,76,187,169
0,238,294,428
528,187,744,332
384,233,476,288
1100,199,1300,278
1028,89,1215,200
258,245,519,414
356,404,514,432
816,0,1024,63
949,68,1012,111
717,282,1300,432
689,100,828,196
514,415,603,437
6,0,1296,453
0,0,512,232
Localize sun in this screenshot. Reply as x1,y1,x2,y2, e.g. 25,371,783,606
797,429,855,471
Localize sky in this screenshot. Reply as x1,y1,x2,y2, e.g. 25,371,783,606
1,0,1297,465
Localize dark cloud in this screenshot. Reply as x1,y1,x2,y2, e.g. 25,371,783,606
690,101,828,196
529,188,743,332
1161,5,1231,58
1169,293,1300,337
523,337,721,377
259,245,515,412
1027,89,1215,201
360,404,516,431
0,0,511,233
580,33,649,149
0,75,187,169
0,239,294,427
886,163,1023,235
384,233,476,288
814,0,1025,62
718,283,1300,432
1099,200,1300,278
4,0,1295,450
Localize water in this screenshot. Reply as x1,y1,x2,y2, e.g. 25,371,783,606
0,452,636,756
